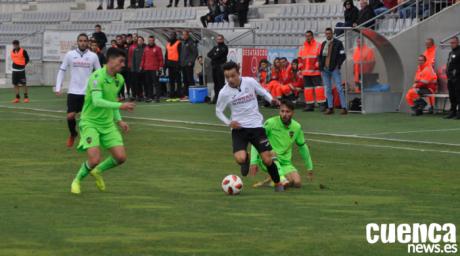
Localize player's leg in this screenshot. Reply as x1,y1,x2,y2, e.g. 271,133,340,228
23,83,29,102
71,147,101,194
89,126,125,191
232,129,251,176
250,128,283,192
285,171,302,188
251,160,272,188
66,94,82,147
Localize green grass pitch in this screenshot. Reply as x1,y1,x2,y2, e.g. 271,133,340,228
0,87,458,255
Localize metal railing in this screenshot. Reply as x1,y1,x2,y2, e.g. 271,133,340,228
337,0,453,39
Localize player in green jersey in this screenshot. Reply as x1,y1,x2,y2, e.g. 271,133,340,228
71,48,136,195
250,99,314,188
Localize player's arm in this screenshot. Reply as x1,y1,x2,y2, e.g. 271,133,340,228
251,78,278,105
215,92,233,126
295,127,314,179
55,53,70,95
90,79,135,110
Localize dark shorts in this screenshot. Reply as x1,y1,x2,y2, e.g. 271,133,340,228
12,71,26,86
67,94,85,113
303,75,322,88
417,87,433,96
231,128,272,154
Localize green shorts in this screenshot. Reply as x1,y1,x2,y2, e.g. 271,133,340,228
255,159,297,177
77,125,123,152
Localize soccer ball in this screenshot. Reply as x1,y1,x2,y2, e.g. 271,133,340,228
221,175,243,195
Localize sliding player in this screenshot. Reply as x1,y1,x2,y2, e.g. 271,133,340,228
215,61,285,192
55,33,101,147
70,48,135,195
251,99,314,188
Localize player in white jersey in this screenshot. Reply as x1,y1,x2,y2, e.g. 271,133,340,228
54,33,101,147
216,61,285,192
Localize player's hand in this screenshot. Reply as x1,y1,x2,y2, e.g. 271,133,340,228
55,91,62,96
229,121,241,129
118,121,130,133
307,170,314,182
120,102,136,112
271,98,280,106
249,165,259,176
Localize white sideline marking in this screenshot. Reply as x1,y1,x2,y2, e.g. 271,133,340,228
1,105,460,147
135,122,460,155
360,128,460,136
1,110,459,155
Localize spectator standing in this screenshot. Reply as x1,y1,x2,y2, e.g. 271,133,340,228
167,0,192,7
298,31,326,112
423,38,437,67
445,37,460,119
236,0,250,27
318,28,347,115
355,0,376,28
117,0,125,9
10,40,30,103
335,0,359,36
180,31,198,99
141,36,164,103
207,34,228,104
92,24,108,52
97,0,114,9
132,36,146,101
127,34,137,101
165,33,182,98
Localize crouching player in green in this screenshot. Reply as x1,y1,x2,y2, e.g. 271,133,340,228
71,48,136,194
250,99,314,188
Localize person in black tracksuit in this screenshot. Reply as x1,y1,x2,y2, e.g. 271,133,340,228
236,0,250,27
445,36,460,119
207,35,228,104
180,31,198,97
132,37,145,101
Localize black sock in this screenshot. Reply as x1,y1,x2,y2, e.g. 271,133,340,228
16,94,20,99
266,162,280,183
67,118,78,137
24,93,28,99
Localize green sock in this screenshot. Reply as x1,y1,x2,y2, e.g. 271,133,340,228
74,162,91,181
94,156,119,173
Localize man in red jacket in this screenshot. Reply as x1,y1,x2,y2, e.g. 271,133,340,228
140,36,164,103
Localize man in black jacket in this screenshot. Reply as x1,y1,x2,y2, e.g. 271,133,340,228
354,0,376,28
180,31,198,98
445,36,460,119
207,35,228,104
236,0,250,27
92,25,108,52
318,28,347,115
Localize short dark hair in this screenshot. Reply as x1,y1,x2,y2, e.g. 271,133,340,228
107,47,126,60
95,24,101,28
116,35,122,39
111,39,117,44
280,57,288,61
325,27,333,33
127,34,133,37
452,36,459,41
138,36,144,41
222,61,239,73
149,35,155,39
280,99,295,111
305,30,314,36
12,40,19,45
77,33,88,40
